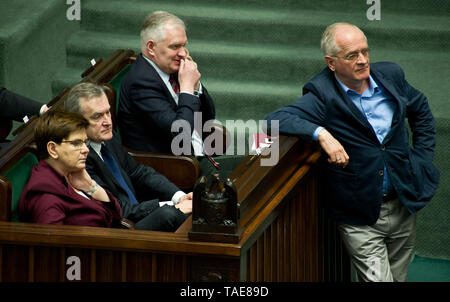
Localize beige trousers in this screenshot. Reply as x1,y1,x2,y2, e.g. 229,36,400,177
338,198,416,282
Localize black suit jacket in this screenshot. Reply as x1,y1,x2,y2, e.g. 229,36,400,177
0,87,42,121
266,62,439,225
117,54,216,153
85,132,180,222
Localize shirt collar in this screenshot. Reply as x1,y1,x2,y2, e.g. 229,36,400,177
142,54,170,85
334,74,379,97
89,141,103,158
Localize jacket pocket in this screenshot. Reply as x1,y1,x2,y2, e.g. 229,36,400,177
409,152,440,202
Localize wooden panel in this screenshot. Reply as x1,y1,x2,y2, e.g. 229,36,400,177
125,252,155,282
1,245,28,282
241,167,328,282
189,256,240,282
0,112,350,282
32,246,63,282
93,250,123,282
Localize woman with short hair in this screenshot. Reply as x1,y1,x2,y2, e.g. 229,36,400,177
19,109,122,227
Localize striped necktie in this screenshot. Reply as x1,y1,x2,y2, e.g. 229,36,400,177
169,74,179,95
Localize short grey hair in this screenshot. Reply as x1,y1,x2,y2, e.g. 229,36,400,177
64,82,105,115
140,11,186,53
320,22,367,56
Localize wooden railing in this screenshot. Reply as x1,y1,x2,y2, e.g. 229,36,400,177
0,135,349,281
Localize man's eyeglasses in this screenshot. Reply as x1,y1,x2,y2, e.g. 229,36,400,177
333,48,370,61
61,139,90,149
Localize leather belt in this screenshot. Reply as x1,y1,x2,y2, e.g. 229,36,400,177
382,191,397,202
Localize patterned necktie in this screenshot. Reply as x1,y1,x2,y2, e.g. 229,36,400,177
100,144,139,205
169,74,179,95
168,74,218,168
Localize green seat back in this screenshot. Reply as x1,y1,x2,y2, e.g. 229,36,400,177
108,64,132,134
3,152,38,222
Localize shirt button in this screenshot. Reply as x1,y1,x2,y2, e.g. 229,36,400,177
379,170,384,176
381,145,386,151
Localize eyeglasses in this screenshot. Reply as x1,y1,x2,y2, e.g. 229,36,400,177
333,48,370,61
60,139,90,149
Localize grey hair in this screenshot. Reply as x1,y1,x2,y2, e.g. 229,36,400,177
320,22,367,56
140,11,186,53
64,82,105,115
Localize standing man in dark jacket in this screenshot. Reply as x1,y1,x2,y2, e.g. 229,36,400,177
265,22,439,281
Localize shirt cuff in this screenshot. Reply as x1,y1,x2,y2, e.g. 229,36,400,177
312,126,324,141
195,82,203,95
180,82,202,97
171,191,186,205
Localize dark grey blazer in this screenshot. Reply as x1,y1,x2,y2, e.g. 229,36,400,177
117,53,216,153
85,132,180,222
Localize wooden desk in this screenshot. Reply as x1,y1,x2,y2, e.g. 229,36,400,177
0,135,349,281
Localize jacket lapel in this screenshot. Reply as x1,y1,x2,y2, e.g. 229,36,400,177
88,145,119,189
331,75,380,142
370,67,405,143
139,54,178,107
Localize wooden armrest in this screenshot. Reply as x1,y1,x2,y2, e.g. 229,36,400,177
12,116,38,137
0,175,12,222
0,120,12,140
127,149,200,191
119,218,135,229
81,59,104,78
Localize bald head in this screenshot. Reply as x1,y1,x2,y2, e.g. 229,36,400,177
321,22,367,57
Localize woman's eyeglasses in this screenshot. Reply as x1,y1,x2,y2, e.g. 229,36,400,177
60,139,90,149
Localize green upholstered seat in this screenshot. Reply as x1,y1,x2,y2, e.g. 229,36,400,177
3,152,38,222
109,64,131,115
107,64,131,136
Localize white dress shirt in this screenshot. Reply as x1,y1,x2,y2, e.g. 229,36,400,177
143,56,205,156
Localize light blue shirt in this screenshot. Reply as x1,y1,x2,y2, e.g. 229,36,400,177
314,75,395,194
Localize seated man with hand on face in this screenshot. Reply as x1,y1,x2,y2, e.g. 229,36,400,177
64,82,192,232
117,11,217,166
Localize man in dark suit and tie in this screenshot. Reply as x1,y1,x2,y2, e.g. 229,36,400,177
265,23,439,281
118,11,216,157
64,82,192,231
